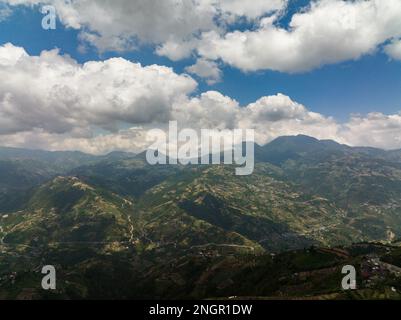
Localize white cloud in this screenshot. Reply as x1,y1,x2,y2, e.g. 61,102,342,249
2,0,287,55
340,113,401,150
4,0,401,74
245,94,311,122
0,42,27,64
155,39,198,62
238,93,341,145
1,43,401,153
0,43,197,135
0,4,11,21
215,0,286,20
3,0,218,52
0,127,152,154
384,39,401,61
185,58,222,84
173,91,240,130
197,0,401,72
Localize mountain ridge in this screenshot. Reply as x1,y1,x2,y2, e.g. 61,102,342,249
2,135,401,299
1,134,400,159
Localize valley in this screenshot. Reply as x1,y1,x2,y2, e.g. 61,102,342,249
1,135,401,299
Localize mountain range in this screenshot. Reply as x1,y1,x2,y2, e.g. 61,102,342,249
1,135,401,299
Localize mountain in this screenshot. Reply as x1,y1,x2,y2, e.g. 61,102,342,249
0,146,136,171
68,136,401,246
2,175,401,299
256,134,401,164
0,159,55,213
2,136,401,248
0,147,136,213
0,147,97,171
254,135,349,165
2,176,133,246
1,136,401,299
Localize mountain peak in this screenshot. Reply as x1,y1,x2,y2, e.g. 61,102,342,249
256,135,348,165
270,134,328,145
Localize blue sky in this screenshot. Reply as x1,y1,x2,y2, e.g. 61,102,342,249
1,0,401,152
1,3,401,121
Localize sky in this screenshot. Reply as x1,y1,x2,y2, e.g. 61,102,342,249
1,0,401,153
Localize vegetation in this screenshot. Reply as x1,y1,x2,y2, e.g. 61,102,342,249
1,135,401,299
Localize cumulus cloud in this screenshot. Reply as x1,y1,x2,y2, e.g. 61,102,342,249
1,43,401,154
155,39,198,62
2,0,286,56
185,58,222,84
245,94,312,122
0,42,26,64
384,39,401,61
4,0,401,74
197,0,401,72
2,0,218,52
0,127,152,154
0,43,196,135
340,113,401,150
237,94,341,145
215,0,286,20
172,91,240,130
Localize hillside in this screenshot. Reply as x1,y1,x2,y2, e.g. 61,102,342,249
1,135,401,299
